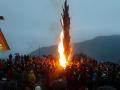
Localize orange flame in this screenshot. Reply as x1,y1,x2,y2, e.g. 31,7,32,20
58,31,67,68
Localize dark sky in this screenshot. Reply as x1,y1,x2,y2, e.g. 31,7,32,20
0,0,120,57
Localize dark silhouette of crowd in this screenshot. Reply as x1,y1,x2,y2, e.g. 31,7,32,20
0,53,120,90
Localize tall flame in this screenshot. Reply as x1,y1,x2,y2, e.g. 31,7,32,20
58,30,67,68
58,0,72,68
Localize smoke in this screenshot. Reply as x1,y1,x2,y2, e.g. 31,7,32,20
48,0,64,33
48,0,69,33
49,23,60,32
49,0,64,13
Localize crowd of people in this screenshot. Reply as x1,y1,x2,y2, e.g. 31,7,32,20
0,53,120,90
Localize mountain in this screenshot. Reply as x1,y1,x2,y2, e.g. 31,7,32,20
31,35,120,63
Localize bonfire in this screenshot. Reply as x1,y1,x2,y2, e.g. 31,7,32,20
58,0,72,68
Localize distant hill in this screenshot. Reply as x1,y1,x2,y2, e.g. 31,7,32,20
31,35,120,63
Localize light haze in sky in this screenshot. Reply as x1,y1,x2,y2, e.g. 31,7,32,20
0,0,120,56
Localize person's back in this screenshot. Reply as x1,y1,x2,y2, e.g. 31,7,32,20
0,60,3,70
27,69,36,87
96,86,116,90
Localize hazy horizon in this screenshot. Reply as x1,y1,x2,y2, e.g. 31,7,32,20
1,0,120,57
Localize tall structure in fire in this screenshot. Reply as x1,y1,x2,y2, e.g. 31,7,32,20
62,0,71,60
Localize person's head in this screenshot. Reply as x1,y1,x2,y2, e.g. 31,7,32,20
96,86,116,90
35,86,42,90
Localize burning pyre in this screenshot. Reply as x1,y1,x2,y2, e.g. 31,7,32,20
58,0,72,68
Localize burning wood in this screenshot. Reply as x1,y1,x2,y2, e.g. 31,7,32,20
58,0,72,68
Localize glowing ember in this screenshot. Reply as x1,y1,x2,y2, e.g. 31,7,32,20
58,30,67,68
